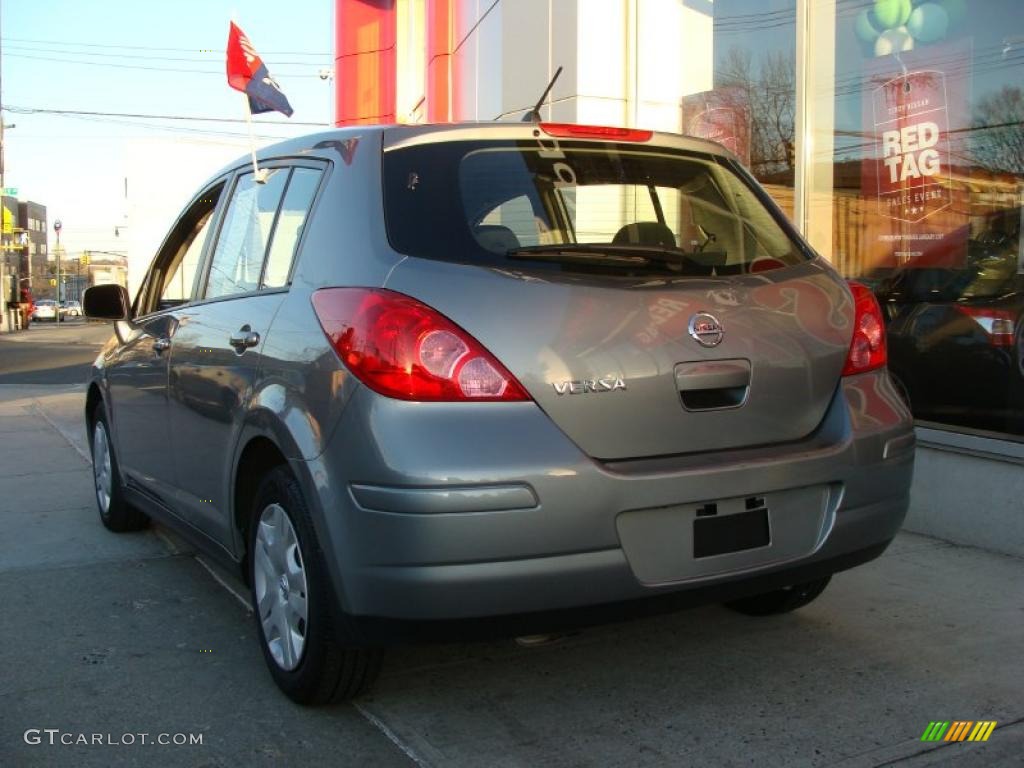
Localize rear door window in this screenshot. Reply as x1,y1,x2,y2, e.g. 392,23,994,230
203,169,289,299
261,167,322,289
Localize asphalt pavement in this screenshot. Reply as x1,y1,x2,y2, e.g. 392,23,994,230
1,323,1022,767
0,319,112,385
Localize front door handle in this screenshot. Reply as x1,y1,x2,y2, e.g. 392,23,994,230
229,326,260,352
153,337,171,353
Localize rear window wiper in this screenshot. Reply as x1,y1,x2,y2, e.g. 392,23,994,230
506,244,722,273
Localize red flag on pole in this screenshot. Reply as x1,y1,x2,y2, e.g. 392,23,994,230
226,22,293,117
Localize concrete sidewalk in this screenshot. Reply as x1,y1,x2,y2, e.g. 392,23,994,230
0,385,411,768
1,383,1023,767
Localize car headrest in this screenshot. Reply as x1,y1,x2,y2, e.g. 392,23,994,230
474,225,522,254
612,222,677,248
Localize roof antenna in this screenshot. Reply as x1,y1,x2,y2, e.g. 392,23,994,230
522,66,563,122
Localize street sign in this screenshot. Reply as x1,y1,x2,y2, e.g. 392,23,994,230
1,187,17,197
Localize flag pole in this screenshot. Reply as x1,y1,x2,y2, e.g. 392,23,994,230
243,97,268,184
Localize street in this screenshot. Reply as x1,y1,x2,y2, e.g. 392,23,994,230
0,323,1022,767
0,319,110,385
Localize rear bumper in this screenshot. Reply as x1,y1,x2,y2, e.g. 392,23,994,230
338,495,907,638
299,369,914,627
344,538,897,644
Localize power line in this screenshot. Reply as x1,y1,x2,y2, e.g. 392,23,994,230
1,43,328,68
4,108,297,141
0,35,330,56
39,113,291,140
5,105,330,127
3,51,325,77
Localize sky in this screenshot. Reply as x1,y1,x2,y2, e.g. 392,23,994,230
2,0,335,259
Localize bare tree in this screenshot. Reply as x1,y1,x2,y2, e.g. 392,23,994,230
972,86,1024,176
716,47,796,179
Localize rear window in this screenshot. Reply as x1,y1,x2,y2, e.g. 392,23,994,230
382,139,809,276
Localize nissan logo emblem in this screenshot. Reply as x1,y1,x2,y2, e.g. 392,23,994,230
688,312,724,347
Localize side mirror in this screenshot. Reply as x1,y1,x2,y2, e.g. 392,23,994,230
83,284,131,321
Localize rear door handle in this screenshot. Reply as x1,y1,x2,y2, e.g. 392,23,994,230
229,326,260,352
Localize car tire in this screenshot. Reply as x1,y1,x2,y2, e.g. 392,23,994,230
724,576,831,616
248,466,381,705
90,402,149,532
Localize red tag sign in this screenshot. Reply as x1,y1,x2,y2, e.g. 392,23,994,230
871,70,952,223
859,40,972,270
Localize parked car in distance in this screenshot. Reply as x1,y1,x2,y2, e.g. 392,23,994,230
32,299,57,321
60,300,83,317
83,121,915,704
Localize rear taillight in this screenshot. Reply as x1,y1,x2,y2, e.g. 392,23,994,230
955,305,1016,347
842,282,887,376
311,288,530,402
539,122,653,142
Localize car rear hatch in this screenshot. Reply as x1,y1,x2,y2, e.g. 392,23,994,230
379,124,854,460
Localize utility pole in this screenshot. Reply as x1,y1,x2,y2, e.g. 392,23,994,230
0,10,20,299
0,9,5,288
53,219,61,324
1,0,5,199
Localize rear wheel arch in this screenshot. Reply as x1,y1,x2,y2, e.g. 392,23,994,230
232,413,352,613
234,436,289,581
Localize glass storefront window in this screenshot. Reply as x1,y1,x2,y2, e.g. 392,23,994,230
816,0,1023,439
703,0,798,218
692,0,1021,440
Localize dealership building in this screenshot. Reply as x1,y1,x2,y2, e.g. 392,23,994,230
331,0,1023,554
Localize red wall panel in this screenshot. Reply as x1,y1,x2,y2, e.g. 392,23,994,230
426,0,453,123
335,0,398,125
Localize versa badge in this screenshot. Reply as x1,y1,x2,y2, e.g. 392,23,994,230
553,377,627,395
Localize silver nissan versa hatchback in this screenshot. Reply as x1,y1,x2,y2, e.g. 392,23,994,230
83,121,915,704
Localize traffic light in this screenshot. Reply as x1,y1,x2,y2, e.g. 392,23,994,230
80,252,90,265
49,278,56,286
